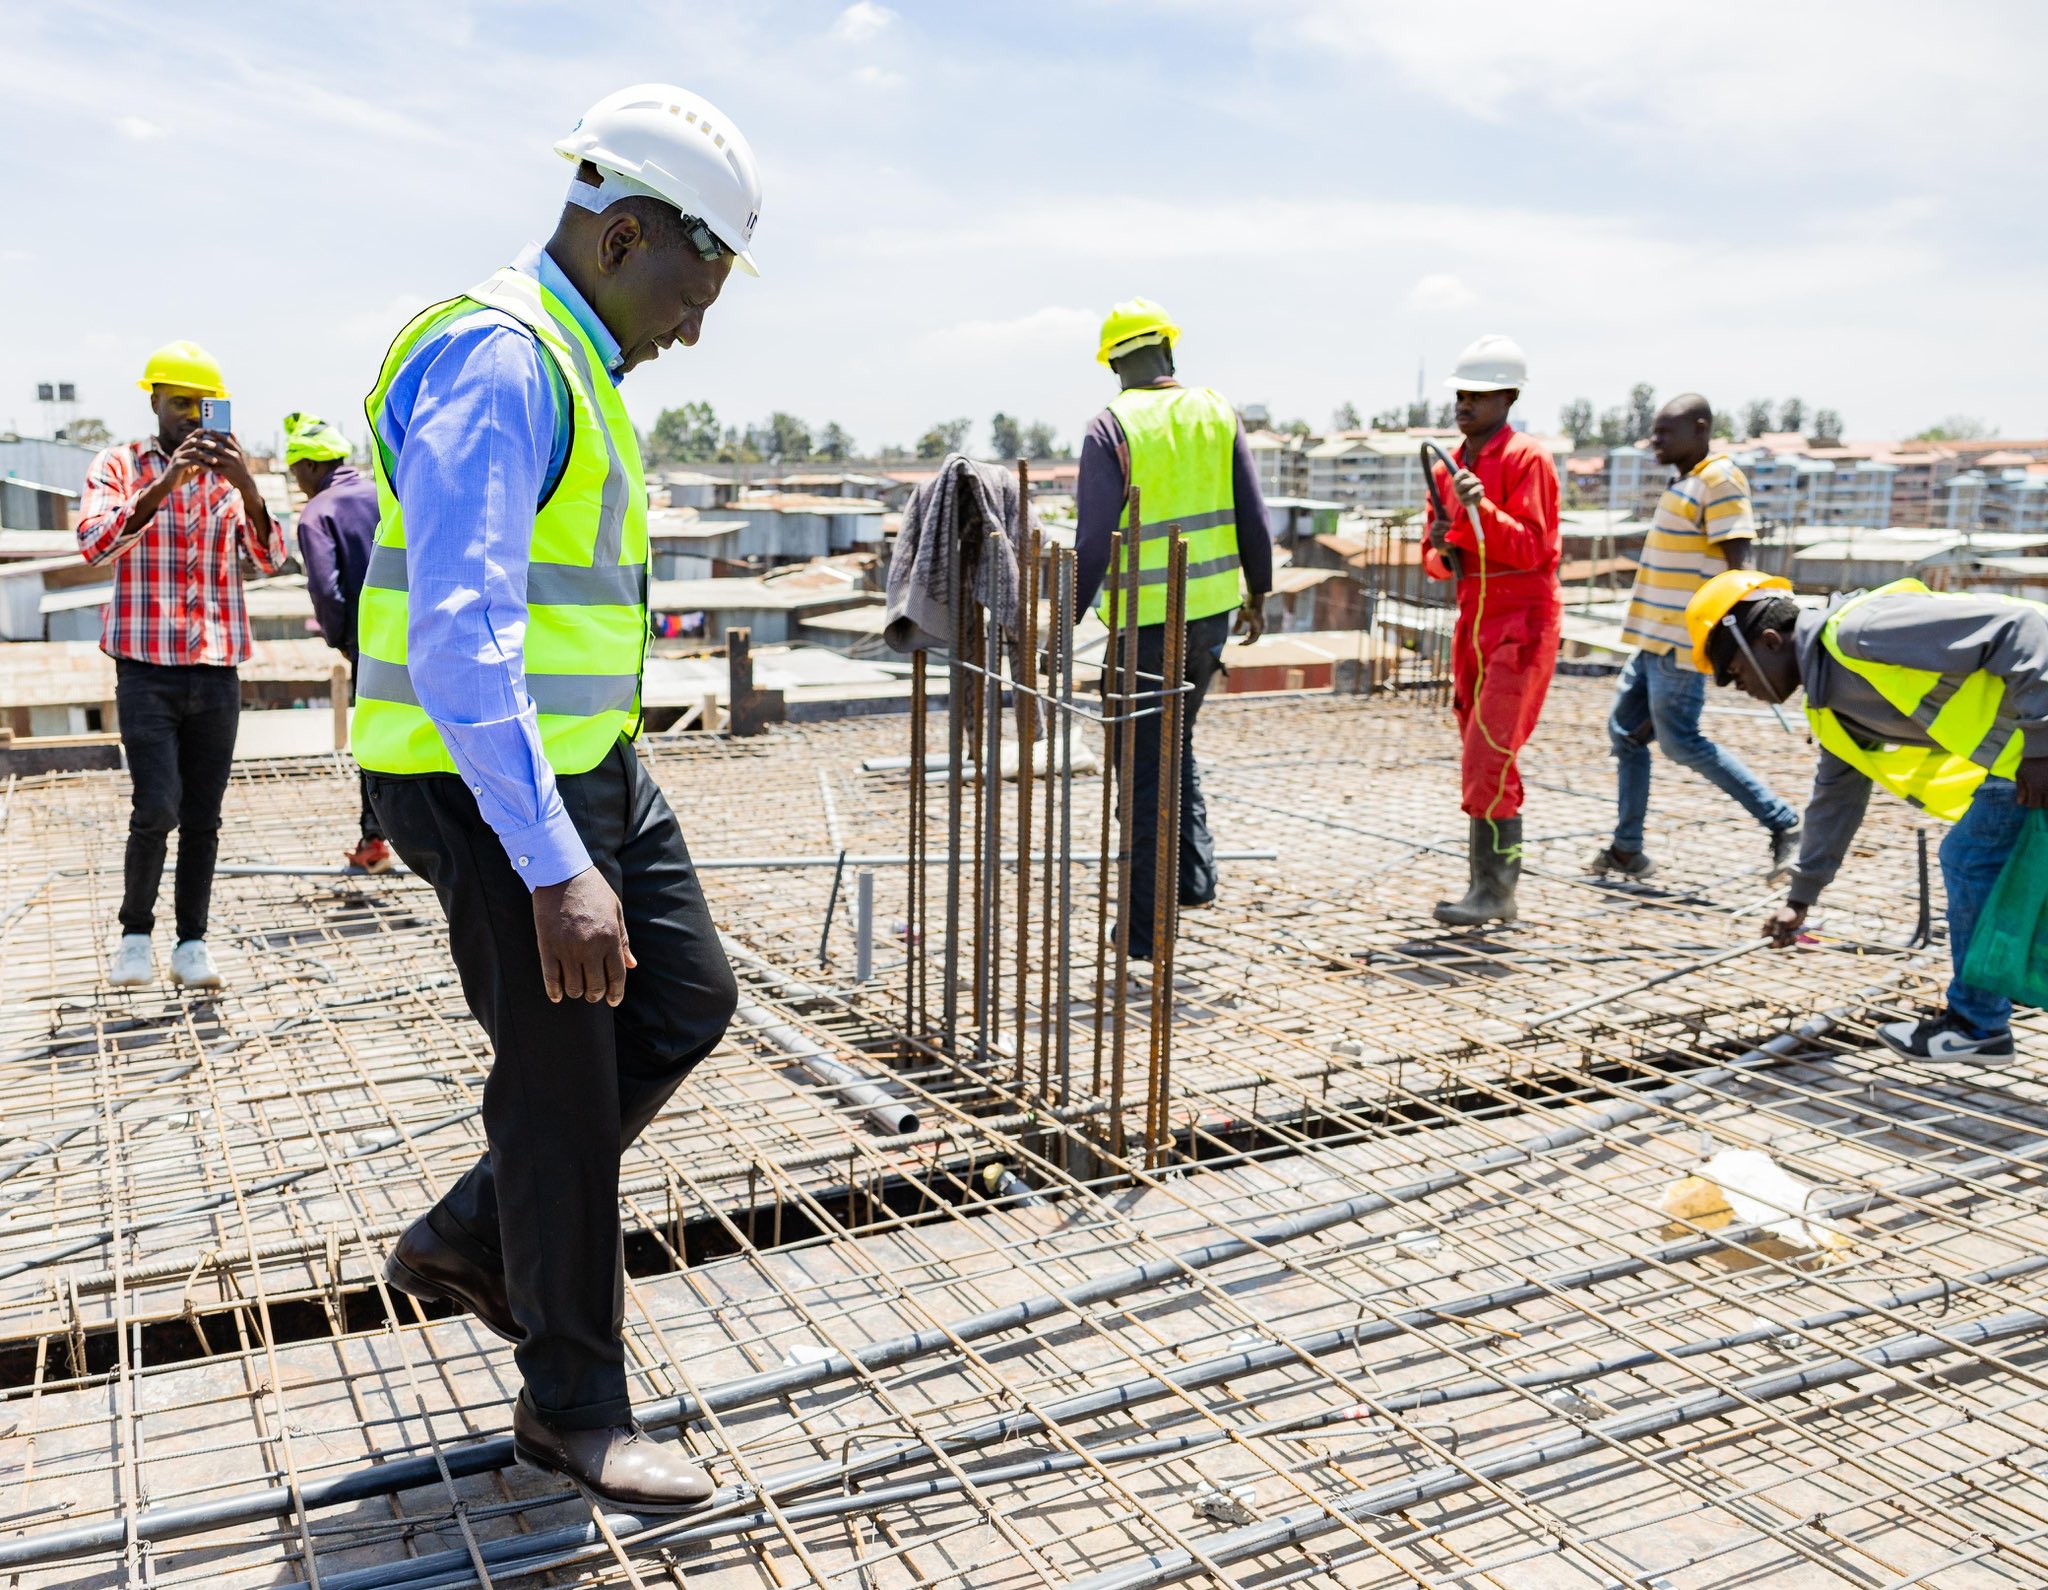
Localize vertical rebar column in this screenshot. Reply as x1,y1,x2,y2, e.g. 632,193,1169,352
1037,539,1061,1106
1145,531,1188,1167
977,579,1000,1067
1107,490,1143,1159
943,527,970,1055
1091,529,1123,1098
1013,458,1036,1087
855,869,874,985
1054,547,1076,1115
908,651,927,1040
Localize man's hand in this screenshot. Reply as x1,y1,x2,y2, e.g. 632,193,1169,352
1427,519,1449,550
1234,599,1266,645
1452,468,1485,510
189,430,259,498
1762,900,1809,948
165,429,216,486
533,866,636,1005
2016,754,2048,809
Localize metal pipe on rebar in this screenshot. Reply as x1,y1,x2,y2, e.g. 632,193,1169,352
1524,938,1773,1030
261,1107,2048,1590
0,1003,1862,1572
732,998,915,1136
1069,1306,2048,1590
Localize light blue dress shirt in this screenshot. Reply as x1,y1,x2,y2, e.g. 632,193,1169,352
371,245,627,888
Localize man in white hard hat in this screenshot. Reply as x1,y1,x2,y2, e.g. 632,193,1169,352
357,84,758,1512
1421,334,1563,925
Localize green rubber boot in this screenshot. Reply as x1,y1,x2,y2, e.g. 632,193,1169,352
1433,817,1523,927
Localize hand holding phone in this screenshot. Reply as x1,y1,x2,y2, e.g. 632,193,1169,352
200,397,232,435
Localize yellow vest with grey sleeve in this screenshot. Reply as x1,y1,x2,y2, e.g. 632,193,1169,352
1806,577,2045,821
352,268,649,777
1099,385,1244,628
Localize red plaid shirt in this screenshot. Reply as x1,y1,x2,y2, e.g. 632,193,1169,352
77,436,291,666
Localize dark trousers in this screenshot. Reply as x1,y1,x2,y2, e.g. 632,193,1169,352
369,741,737,1428
1103,611,1230,960
115,659,240,942
344,660,382,842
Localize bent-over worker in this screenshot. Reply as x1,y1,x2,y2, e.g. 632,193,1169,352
1421,334,1562,927
1691,570,2048,1061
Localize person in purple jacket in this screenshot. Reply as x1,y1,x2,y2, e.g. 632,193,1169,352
285,411,391,872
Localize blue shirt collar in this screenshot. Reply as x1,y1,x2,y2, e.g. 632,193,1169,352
513,243,624,384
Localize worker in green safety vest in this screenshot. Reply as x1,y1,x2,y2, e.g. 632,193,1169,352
358,84,761,1514
1076,297,1275,961
1688,570,2048,1062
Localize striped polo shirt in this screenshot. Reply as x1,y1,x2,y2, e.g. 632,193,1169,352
1619,453,1756,662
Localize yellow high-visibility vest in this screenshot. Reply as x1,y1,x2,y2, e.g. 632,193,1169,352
1099,385,1243,628
353,269,649,776
1806,577,2043,820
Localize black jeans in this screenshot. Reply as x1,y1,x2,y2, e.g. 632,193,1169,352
369,741,738,1428
345,659,382,842
115,659,240,942
1103,612,1230,960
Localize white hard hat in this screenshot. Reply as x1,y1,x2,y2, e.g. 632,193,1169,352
1444,334,1527,393
555,84,764,276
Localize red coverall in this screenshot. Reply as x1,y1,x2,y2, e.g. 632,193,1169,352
1420,425,1563,820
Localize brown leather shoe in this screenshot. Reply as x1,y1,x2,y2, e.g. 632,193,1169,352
385,1217,522,1343
513,1394,714,1513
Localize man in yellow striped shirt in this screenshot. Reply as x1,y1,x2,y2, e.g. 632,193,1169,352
1589,394,1799,879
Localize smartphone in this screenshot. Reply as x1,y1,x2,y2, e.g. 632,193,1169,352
200,397,232,434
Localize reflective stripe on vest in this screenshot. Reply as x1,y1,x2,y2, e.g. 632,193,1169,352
353,268,649,778
1099,385,1243,628
1803,576,2042,821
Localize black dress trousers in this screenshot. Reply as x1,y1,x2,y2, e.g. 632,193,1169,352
369,739,737,1428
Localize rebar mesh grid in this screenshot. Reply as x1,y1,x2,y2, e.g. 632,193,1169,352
1,674,2042,1589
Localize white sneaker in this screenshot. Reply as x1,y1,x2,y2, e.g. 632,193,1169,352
169,939,223,990
107,933,154,988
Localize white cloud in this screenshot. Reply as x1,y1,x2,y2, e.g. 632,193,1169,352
114,114,162,140
915,306,1099,360
852,64,906,91
1231,0,2044,179
831,2,896,43
1406,272,1476,312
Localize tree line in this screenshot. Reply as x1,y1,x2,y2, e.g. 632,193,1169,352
642,405,1069,466
1556,388,1844,450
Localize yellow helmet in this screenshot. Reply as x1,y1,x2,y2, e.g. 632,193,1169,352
282,412,351,466
137,340,229,398
1685,568,1792,679
1096,297,1180,366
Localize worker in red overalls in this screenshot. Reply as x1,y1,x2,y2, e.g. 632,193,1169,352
1420,334,1563,926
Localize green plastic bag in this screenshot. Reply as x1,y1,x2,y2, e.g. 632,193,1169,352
1961,808,2048,1008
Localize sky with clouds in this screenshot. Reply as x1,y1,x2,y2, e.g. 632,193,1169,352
2,0,2043,457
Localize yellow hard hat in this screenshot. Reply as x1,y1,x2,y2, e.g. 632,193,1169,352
136,340,229,398
282,412,351,466
1096,298,1180,366
1685,568,1792,678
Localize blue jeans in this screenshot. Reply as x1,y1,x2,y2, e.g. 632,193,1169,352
1942,777,2025,1036
1608,648,1797,852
